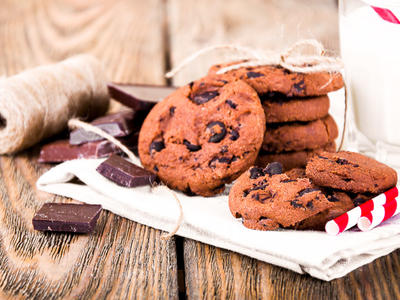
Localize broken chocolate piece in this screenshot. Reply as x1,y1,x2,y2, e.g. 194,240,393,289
264,162,283,176
108,83,176,111
70,111,136,145
32,203,102,233
96,154,157,187
38,139,121,163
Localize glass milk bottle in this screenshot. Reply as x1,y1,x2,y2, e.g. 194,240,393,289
339,0,400,170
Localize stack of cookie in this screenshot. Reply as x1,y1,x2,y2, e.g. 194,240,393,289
207,62,343,170
257,94,338,170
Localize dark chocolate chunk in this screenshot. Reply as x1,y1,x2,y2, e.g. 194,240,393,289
191,91,219,105
306,200,314,209
336,158,350,165
290,200,304,208
247,71,264,78
264,162,283,176
183,140,201,152
70,111,136,145
225,99,237,109
298,188,319,197
169,106,176,116
249,167,265,179
252,191,274,203
108,83,176,111
38,139,122,163
32,203,102,233
293,80,305,92
208,155,237,168
97,154,157,187
281,179,296,183
207,121,227,143
229,129,240,141
150,140,165,153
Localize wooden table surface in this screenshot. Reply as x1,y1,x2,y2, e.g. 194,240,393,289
0,1,399,299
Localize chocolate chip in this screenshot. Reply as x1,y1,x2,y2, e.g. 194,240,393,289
231,156,239,162
225,99,237,109
249,167,265,179
336,158,350,165
290,200,303,208
191,91,219,105
218,79,228,84
153,166,159,172
150,140,165,153
281,179,296,183
229,129,240,141
264,162,283,176
169,106,176,116
293,80,305,92
183,140,201,152
252,191,274,203
306,200,314,209
318,155,329,160
298,188,319,197
207,121,227,143
218,157,231,163
247,71,264,78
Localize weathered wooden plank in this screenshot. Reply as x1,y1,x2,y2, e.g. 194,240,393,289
167,0,339,86
168,0,400,299
184,239,400,300
0,0,178,299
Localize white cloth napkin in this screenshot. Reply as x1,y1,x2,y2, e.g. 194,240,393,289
36,157,400,281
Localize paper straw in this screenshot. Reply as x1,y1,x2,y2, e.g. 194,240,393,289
325,186,398,235
358,197,400,231
371,6,400,24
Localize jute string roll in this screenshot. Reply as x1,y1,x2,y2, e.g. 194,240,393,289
0,55,109,154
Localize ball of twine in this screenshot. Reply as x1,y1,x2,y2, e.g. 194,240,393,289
0,54,110,154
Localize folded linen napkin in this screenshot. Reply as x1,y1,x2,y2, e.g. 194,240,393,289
36,157,400,281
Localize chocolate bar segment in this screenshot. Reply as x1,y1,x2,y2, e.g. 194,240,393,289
108,83,176,111
38,139,122,163
32,203,102,233
70,111,136,145
96,154,157,187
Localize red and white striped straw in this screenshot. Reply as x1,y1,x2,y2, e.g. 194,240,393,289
358,197,400,231
371,6,400,24
325,186,398,235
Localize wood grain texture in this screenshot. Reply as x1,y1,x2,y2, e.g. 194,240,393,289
168,0,339,86
0,0,178,299
184,239,400,300
168,1,400,299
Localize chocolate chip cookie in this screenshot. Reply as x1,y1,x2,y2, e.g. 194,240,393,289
262,94,330,123
262,115,338,153
208,61,344,97
138,77,265,196
295,189,355,230
306,151,398,194
257,142,336,171
229,162,333,230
